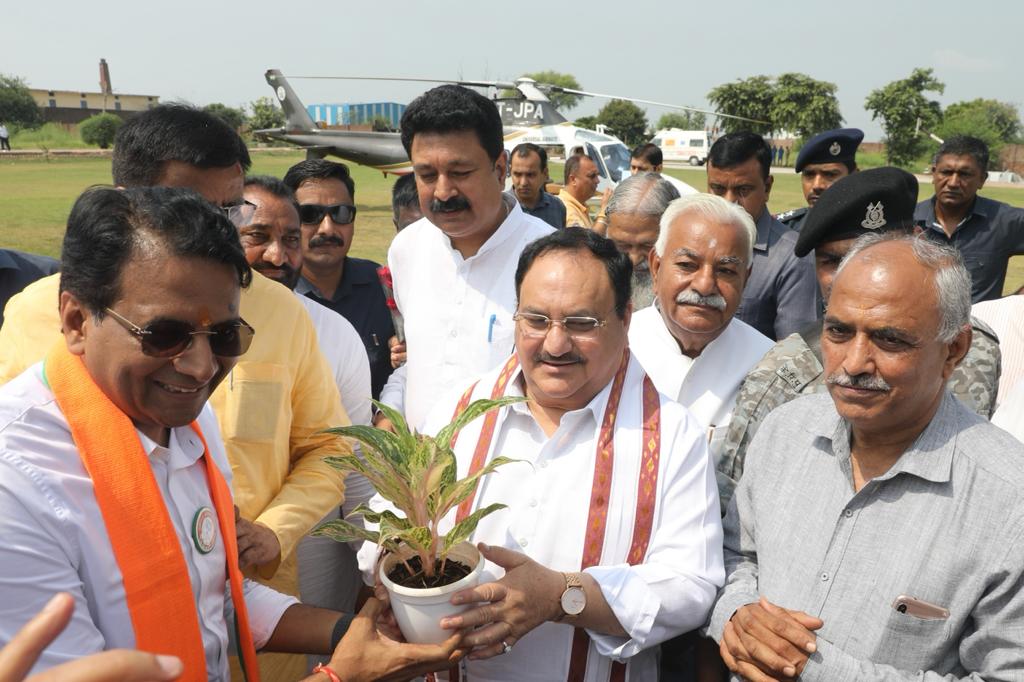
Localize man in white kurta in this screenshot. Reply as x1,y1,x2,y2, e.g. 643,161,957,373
0,369,296,679
629,194,771,467
361,228,723,681
376,84,553,429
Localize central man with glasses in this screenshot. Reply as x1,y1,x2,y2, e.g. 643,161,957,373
359,227,724,682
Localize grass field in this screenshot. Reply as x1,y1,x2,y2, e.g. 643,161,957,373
3,150,1023,293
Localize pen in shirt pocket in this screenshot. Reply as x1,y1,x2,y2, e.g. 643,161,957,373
487,314,497,343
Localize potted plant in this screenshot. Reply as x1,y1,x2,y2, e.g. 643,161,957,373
314,398,523,644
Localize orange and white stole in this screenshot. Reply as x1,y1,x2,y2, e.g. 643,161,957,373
449,350,662,682
44,343,261,682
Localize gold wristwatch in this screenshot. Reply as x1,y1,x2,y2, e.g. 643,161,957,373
557,572,586,622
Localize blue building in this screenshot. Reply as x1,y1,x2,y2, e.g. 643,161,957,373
307,102,406,128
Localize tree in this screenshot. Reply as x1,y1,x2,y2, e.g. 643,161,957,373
942,98,1021,143
655,111,706,131
203,103,247,131
79,113,122,149
596,100,648,146
0,74,42,131
573,115,597,130
772,73,843,139
707,76,774,135
248,96,285,130
865,68,944,166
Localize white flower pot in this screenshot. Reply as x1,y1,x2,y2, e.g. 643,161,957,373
379,541,484,644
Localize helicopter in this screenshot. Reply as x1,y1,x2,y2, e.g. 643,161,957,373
255,69,764,193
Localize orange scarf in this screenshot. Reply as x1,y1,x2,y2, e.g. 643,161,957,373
45,343,261,682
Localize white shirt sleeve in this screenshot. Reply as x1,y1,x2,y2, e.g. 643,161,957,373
378,363,407,417
226,579,299,651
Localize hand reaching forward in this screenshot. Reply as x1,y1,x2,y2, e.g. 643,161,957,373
0,593,183,682
440,544,564,660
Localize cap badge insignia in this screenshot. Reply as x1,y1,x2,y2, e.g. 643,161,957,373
829,142,841,156
861,202,886,230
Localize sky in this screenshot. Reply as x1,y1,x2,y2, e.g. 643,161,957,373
5,0,1022,141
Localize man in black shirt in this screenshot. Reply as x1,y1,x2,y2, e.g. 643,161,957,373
283,159,395,399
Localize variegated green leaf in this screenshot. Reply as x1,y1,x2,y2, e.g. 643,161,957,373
312,519,379,545
442,502,506,555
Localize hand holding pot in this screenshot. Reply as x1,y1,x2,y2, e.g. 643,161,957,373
442,544,563,660
321,597,465,682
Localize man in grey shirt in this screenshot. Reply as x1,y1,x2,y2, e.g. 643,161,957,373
707,232,1024,680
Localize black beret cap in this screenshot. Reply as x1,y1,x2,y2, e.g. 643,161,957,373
794,167,919,257
795,128,864,172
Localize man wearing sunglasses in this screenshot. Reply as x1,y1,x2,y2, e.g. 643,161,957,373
0,186,464,682
283,159,397,402
0,105,353,682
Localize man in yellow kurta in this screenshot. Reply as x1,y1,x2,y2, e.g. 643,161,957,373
0,105,350,681
557,153,602,230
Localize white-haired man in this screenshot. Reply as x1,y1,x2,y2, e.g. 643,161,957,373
629,194,773,461
604,172,680,309
707,233,1024,681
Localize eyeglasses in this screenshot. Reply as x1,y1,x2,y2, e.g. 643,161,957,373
298,203,357,225
104,307,256,358
221,200,257,228
513,312,606,338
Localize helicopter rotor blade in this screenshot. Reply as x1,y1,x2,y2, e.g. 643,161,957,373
548,86,769,125
289,75,521,90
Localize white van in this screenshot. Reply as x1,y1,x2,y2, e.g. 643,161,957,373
652,128,710,166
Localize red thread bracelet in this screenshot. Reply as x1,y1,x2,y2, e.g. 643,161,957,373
312,663,342,682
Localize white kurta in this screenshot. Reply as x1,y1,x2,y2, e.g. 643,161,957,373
628,305,773,461
0,365,297,680
360,353,724,681
296,292,372,427
382,202,554,429
971,294,1024,407
993,378,1024,442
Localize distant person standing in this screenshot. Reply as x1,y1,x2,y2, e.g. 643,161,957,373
391,172,423,231
558,153,603,229
706,132,818,340
509,143,566,229
630,142,664,174
914,135,1024,302
777,128,863,232
0,123,10,151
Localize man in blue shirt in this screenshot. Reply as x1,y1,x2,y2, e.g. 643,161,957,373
914,135,1024,302
509,143,565,229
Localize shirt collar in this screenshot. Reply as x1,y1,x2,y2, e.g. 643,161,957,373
916,196,989,232
753,209,772,251
0,250,16,270
558,189,587,213
136,424,206,470
442,194,522,262
507,355,619,431
816,391,959,485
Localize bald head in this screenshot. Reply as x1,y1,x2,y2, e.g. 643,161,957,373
823,233,972,439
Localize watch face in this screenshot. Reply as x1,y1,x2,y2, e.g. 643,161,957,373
561,587,586,616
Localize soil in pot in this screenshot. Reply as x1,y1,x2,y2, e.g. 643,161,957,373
388,556,472,589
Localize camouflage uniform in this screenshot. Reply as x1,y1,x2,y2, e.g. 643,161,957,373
716,316,1001,512
776,206,809,232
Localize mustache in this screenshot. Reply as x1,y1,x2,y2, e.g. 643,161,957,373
308,234,344,249
534,351,584,365
430,196,471,213
826,370,892,391
252,261,297,278
675,288,727,311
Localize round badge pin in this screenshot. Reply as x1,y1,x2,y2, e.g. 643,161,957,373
192,507,217,554
829,141,842,156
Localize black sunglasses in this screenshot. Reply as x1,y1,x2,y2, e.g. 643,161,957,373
298,203,357,225
104,308,256,358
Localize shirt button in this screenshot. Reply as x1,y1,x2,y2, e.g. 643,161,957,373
539,460,548,468
820,572,830,582
844,509,853,518
519,538,528,548
449,329,457,338
530,499,538,508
